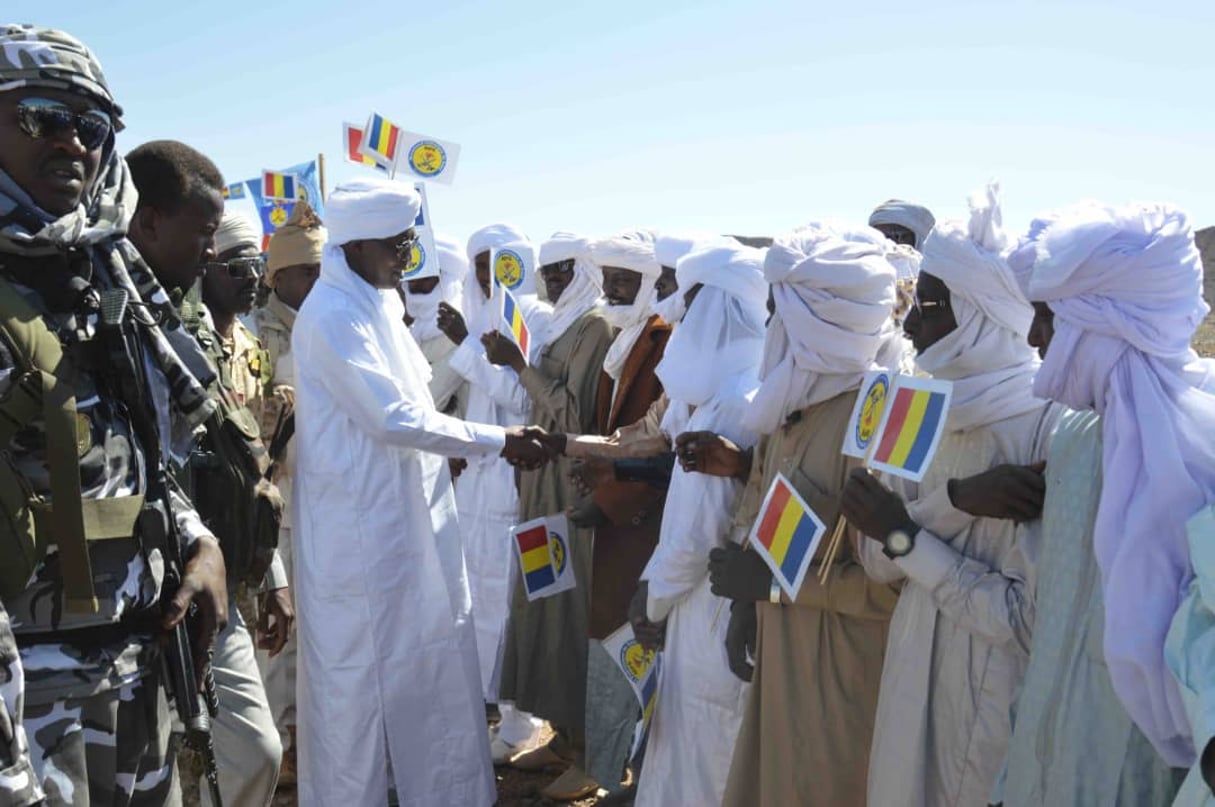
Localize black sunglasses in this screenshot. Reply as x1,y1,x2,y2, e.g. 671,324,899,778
540,259,575,278
205,257,264,279
15,97,113,151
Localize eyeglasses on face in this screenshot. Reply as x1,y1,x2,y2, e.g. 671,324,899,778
205,256,265,279
913,292,950,315
15,97,113,151
375,232,418,263
540,260,575,278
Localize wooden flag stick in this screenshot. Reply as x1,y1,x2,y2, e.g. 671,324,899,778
318,152,327,201
817,514,848,585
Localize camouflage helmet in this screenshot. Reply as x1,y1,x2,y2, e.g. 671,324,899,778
0,24,124,130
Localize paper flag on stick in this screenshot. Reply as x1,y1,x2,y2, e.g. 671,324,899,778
344,122,389,173
749,473,828,600
261,170,297,201
512,515,575,601
842,370,893,459
499,285,530,364
867,376,952,482
630,653,661,761
359,112,404,166
399,182,439,281
398,131,461,185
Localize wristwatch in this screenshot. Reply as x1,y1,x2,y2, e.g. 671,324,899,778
882,524,917,560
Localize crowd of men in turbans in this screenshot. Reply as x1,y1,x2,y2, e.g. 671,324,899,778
3,21,1215,807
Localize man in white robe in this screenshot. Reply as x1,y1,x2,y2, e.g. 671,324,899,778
843,183,1061,807
290,178,545,807
437,224,551,762
1006,202,1215,800
634,243,769,807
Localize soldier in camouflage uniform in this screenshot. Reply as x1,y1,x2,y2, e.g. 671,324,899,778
0,24,229,806
126,150,286,807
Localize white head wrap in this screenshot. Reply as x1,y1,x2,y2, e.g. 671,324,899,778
914,181,1043,431
325,178,420,246
643,244,769,619
869,199,937,247
591,230,663,380
1008,200,1215,767
651,231,731,324
657,243,768,411
462,223,529,335
404,234,467,342
744,223,897,434
214,210,260,255
539,231,602,345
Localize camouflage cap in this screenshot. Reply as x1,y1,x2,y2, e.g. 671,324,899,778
0,24,124,130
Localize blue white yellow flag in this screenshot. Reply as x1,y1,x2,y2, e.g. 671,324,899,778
397,130,461,185
243,160,324,252
511,515,576,601
841,370,893,459
602,623,663,761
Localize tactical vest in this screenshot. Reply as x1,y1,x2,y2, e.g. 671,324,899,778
177,291,282,586
0,278,143,612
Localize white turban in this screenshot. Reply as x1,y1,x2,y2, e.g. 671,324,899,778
214,210,261,256
658,244,768,410
869,199,937,247
404,233,466,342
744,223,897,434
652,231,731,324
539,231,602,345
591,230,663,380
915,181,1042,431
1008,201,1215,767
461,221,534,333
325,178,421,246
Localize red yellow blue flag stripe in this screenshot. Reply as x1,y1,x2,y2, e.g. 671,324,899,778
749,473,827,598
360,112,403,165
261,171,297,201
344,123,389,172
512,515,576,601
500,286,530,362
516,523,555,593
867,376,952,482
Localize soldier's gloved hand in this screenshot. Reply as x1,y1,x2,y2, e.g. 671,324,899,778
163,535,229,690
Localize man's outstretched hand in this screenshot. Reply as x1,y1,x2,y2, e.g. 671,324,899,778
502,425,550,469
675,431,751,480
948,462,1047,523
483,331,527,371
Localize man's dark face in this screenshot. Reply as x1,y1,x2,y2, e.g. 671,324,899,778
406,276,440,295
474,251,491,299
273,262,319,311
344,227,416,290
0,88,107,216
903,272,958,355
540,260,575,304
130,186,224,294
602,266,643,307
202,244,261,317
874,223,918,248
1028,302,1055,360
655,266,678,302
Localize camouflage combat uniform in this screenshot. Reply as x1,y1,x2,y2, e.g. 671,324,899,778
0,25,220,806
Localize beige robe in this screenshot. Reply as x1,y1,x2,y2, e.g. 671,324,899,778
497,309,614,735
723,391,900,807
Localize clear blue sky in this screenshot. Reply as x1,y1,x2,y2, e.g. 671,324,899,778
16,1,1215,244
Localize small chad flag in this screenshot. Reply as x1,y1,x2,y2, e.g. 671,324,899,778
221,182,246,200
359,112,403,166
500,285,530,363
868,376,952,483
344,123,389,172
261,170,297,201
512,515,575,601
749,473,827,599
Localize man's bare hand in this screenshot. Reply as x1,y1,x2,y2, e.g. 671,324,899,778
163,535,228,689
257,586,295,657
483,331,526,371
502,426,548,469
436,302,469,346
628,582,667,652
948,462,1047,523
675,431,751,480
841,467,917,541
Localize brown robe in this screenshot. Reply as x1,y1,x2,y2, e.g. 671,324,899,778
588,315,672,639
497,310,614,736
722,391,900,807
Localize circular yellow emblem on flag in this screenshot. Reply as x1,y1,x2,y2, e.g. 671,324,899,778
548,530,567,576
269,205,288,228
401,242,426,278
409,140,447,178
495,249,524,290
857,373,890,449
620,639,656,683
